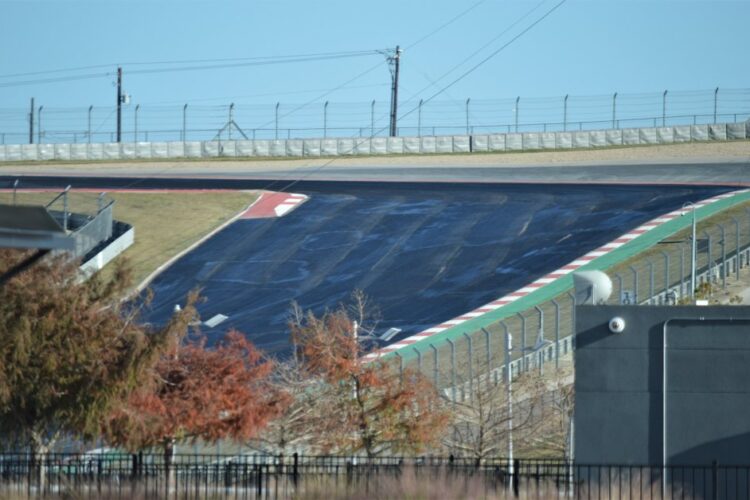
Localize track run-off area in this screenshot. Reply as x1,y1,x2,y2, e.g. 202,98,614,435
1,174,735,357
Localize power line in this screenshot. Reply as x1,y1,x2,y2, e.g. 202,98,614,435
0,49,385,80
410,1,567,111
0,72,113,89
406,0,489,50
0,50,385,88
401,0,550,108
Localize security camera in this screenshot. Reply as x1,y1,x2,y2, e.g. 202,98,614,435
608,317,626,333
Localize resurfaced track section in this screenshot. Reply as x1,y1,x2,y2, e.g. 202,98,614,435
141,183,727,356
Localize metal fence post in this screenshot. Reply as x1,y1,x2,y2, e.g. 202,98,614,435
323,101,329,138
430,344,438,388
447,339,456,403
394,352,403,382
719,223,727,288
662,90,668,126
647,261,654,303
614,273,623,303
515,312,526,371
413,347,422,374
565,291,576,356
534,305,544,371
182,103,188,142
370,100,375,137
713,87,719,123
733,216,741,280
551,299,560,368
465,98,471,135
514,96,520,132
629,265,638,304
498,322,509,385
481,327,492,376
704,230,713,285
660,251,670,302
275,102,280,140
612,92,617,128
134,104,139,142
87,105,93,143
418,99,423,137
463,332,473,398
680,244,686,298
563,94,568,131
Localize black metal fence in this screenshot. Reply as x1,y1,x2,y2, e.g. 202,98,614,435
0,453,746,499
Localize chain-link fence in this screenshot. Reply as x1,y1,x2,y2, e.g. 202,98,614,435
1,87,748,145
397,196,750,399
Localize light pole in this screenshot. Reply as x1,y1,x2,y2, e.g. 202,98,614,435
683,202,698,298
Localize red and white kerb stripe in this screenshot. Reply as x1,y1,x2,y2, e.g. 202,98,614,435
364,190,747,360
240,191,308,219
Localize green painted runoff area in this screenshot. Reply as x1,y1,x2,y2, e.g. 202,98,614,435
390,190,750,362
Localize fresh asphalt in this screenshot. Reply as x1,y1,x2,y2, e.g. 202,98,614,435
2,175,726,356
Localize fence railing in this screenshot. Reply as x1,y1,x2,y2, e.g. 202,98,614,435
0,453,745,498
400,192,750,403
2,87,748,145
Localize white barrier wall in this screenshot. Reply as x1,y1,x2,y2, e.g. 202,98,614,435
0,122,747,162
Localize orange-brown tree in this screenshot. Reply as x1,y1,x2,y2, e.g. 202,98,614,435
288,303,450,457
104,330,288,465
0,250,194,465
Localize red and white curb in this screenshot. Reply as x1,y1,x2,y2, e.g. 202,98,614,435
240,191,308,219
364,189,747,361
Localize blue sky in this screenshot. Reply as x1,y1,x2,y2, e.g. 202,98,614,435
1,0,748,141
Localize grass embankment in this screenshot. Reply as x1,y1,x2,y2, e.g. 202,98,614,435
0,190,258,286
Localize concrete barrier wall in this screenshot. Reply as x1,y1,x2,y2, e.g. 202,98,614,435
0,122,746,162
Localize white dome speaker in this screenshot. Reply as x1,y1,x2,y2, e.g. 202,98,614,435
572,270,613,305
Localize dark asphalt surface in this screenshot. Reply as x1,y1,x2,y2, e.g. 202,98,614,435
0,175,731,356
140,182,725,356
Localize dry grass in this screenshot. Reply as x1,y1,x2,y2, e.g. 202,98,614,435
0,190,258,286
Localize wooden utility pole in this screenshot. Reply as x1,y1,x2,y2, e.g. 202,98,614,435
388,46,402,137
116,67,122,143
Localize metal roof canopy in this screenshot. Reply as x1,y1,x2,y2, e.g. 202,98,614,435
0,204,75,250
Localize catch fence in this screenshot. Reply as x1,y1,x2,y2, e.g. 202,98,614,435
0,453,745,499
1,87,748,145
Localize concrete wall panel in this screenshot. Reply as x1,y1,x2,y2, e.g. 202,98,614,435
691,124,709,141
371,138,387,154
453,135,471,153
235,140,254,157
253,140,270,157
403,136,420,154
286,139,303,157
522,133,541,150
54,144,71,161
573,131,590,148
303,139,321,157
387,137,404,154
506,133,524,151
472,134,489,152
623,128,640,145
38,143,55,160
488,134,506,151
70,144,88,160
337,138,355,155
184,141,202,158
21,144,38,161
435,136,453,153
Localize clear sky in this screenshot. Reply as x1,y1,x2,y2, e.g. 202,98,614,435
1,0,748,140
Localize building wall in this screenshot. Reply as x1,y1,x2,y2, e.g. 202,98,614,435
575,305,750,466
